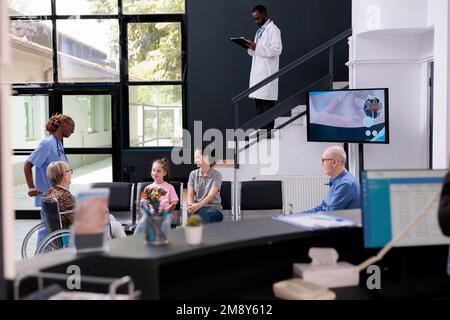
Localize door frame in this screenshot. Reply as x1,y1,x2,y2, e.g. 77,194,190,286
428,61,434,169
12,84,122,216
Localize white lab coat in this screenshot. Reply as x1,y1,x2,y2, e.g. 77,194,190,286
248,20,282,101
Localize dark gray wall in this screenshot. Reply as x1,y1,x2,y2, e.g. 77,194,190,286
187,0,351,133
122,0,351,182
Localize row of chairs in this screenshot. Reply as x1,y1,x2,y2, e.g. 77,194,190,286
90,180,284,229
90,181,184,232
21,180,284,259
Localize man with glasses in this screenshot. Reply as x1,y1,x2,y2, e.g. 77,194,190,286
303,146,360,213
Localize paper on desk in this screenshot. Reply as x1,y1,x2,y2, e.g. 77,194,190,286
272,213,358,229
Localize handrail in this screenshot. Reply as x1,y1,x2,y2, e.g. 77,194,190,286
238,109,307,153
231,28,352,221
231,28,352,103
239,74,330,132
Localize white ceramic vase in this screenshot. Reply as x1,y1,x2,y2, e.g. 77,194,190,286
184,225,203,245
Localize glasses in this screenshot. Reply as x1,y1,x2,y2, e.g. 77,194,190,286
321,158,335,164
65,169,73,174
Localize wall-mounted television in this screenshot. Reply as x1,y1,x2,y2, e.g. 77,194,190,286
306,88,389,144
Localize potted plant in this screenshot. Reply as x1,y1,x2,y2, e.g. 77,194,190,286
184,215,203,245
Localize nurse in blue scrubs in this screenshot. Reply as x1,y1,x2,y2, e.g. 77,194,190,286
23,113,75,243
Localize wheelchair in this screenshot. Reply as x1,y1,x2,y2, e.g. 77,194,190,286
21,197,115,259
21,197,72,260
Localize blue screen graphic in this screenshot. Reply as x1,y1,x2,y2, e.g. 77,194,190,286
361,171,446,248
307,89,388,143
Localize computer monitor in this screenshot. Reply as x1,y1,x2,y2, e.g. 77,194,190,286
306,88,389,143
361,169,449,248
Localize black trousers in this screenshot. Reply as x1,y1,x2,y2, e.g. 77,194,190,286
255,98,276,131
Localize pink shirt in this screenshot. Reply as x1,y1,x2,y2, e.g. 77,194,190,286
144,182,179,211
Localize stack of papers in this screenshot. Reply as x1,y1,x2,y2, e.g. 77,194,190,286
272,214,358,229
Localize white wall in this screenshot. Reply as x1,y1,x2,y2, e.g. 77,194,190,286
428,0,450,168
237,0,450,181
356,62,429,169
233,125,332,181
351,0,450,170
353,0,428,34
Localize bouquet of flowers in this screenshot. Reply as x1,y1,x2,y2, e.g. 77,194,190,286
140,187,167,216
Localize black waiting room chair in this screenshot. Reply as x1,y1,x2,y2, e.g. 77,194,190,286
239,180,284,220
91,182,135,231
220,181,234,221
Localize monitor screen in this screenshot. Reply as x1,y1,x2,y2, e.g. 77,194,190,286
361,170,449,248
306,88,389,143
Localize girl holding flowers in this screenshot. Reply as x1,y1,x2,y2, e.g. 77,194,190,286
133,158,179,235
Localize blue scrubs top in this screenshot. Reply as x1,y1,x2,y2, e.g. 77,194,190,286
27,134,68,207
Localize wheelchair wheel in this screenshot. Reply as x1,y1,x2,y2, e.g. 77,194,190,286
36,230,71,255
21,222,47,260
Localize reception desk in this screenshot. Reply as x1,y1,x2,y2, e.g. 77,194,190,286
14,213,450,299
15,213,375,299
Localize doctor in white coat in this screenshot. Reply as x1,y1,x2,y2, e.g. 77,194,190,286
247,5,282,138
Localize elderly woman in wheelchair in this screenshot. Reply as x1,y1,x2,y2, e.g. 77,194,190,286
21,161,126,259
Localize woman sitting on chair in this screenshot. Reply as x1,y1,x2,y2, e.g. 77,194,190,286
187,146,224,223
44,161,126,238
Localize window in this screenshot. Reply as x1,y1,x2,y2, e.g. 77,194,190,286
62,95,112,147
9,1,186,212
87,97,96,133
66,154,113,192
12,155,37,210
11,95,49,149
55,0,118,15
128,22,182,81
7,20,53,83
8,0,51,16
57,20,119,83
9,0,185,147
129,85,182,147
104,99,111,132
123,0,185,14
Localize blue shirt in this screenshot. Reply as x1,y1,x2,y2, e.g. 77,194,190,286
27,134,68,206
304,170,361,213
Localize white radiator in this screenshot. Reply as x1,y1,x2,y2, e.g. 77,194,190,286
256,176,329,214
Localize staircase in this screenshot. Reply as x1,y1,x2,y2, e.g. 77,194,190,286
218,81,348,182
217,29,353,218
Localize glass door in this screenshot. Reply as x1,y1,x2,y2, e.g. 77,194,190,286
12,89,118,213
11,94,50,211
61,92,116,196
